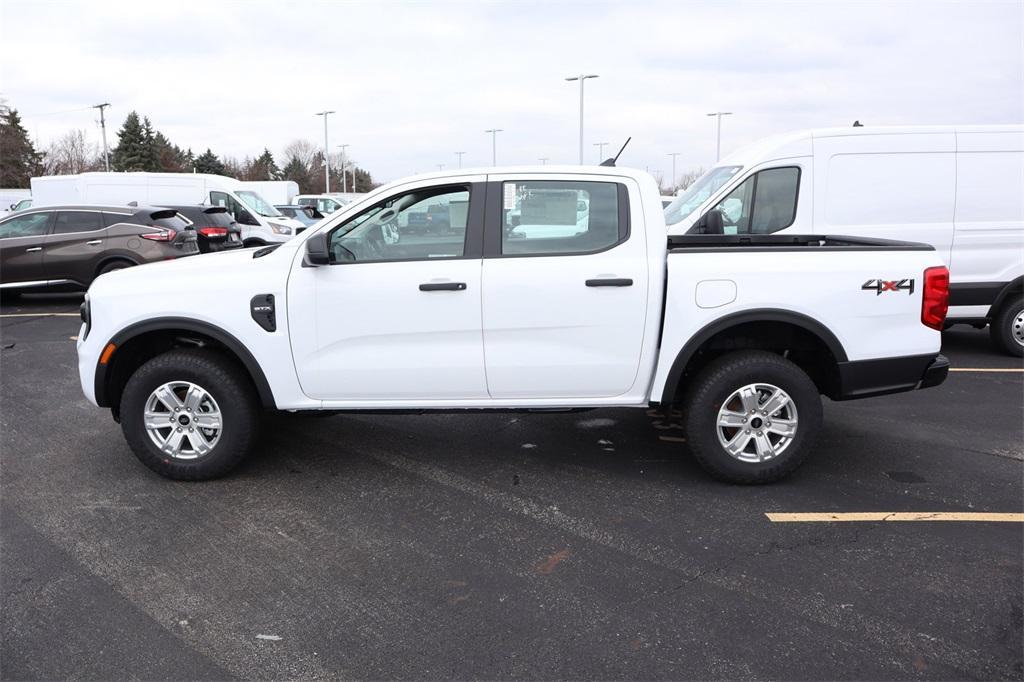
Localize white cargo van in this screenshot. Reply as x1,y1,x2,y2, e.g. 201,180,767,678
239,180,299,206
294,193,365,215
665,125,1024,356
0,189,31,215
30,173,305,245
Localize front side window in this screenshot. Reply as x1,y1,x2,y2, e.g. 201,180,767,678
211,191,246,219
328,185,469,263
501,180,623,256
53,211,102,234
0,212,50,239
236,191,282,217
701,167,800,235
664,165,742,226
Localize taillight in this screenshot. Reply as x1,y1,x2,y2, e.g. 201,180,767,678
921,266,949,330
141,228,176,241
197,227,228,238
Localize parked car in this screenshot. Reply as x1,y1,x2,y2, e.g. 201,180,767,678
0,204,197,295
161,205,243,253
665,124,1024,356
77,166,948,483
295,194,352,215
30,172,304,246
275,205,324,228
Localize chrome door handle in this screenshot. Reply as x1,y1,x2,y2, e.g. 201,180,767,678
25,247,42,252
86,240,102,246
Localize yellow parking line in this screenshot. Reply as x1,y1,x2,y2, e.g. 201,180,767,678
0,313,79,317
948,367,1023,373
766,512,1024,523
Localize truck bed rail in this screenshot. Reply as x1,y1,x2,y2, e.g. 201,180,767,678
667,234,935,252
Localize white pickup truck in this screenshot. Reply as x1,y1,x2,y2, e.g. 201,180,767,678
76,166,950,484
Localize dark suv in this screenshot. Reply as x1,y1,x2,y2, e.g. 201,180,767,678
162,205,243,253
0,205,198,294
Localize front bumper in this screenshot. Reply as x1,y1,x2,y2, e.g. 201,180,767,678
833,353,949,401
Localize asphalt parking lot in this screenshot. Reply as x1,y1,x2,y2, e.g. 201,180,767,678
1,293,1021,680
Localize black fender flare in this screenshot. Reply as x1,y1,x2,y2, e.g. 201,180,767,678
659,308,848,405
989,276,1024,317
94,317,277,409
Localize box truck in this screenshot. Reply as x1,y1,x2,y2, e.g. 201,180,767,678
239,180,299,206
30,172,305,245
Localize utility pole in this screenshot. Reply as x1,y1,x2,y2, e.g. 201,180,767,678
455,151,466,169
93,103,111,171
706,111,733,162
594,142,609,163
315,110,335,191
565,74,599,164
484,129,503,166
668,152,681,191
337,144,349,192
436,164,445,171
539,157,549,165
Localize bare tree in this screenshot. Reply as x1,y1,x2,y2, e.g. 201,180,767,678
675,167,706,193
42,129,102,175
282,139,318,168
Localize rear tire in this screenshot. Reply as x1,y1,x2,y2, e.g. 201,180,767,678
99,260,134,275
682,350,822,484
120,349,260,480
989,295,1024,358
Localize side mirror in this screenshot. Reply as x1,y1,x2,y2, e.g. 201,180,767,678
304,232,330,266
237,209,259,226
703,209,725,235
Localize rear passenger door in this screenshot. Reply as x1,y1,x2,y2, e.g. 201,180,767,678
43,210,105,286
481,176,648,399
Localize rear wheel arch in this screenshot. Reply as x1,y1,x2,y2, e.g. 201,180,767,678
660,309,848,405
95,318,277,415
94,256,138,278
988,276,1024,318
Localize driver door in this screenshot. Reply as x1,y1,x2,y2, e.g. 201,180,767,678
287,177,488,404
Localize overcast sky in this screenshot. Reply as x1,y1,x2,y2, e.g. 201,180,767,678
2,0,1021,184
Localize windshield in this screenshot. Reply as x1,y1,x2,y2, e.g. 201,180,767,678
664,165,742,226
237,191,283,217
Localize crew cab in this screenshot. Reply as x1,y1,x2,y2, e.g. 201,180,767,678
76,166,950,483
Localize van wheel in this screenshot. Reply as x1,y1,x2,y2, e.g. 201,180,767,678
120,349,259,480
682,351,822,484
990,295,1024,357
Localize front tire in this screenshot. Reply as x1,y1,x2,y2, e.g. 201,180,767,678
989,295,1024,358
120,349,260,480
682,351,822,484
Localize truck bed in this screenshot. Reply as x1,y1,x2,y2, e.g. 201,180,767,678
667,234,935,252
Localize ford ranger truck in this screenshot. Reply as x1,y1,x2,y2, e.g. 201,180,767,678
77,166,950,483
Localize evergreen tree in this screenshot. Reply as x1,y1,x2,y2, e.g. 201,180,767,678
281,155,311,191
249,148,281,180
152,131,183,172
0,103,42,187
110,111,152,171
194,148,226,175
181,148,196,172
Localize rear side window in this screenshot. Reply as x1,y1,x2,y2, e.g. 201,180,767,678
500,180,625,256
53,211,102,234
102,212,134,227
707,167,800,234
0,212,51,239
148,210,191,231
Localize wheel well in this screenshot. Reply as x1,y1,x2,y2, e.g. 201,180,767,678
664,320,842,404
989,276,1024,318
99,327,275,417
94,256,137,277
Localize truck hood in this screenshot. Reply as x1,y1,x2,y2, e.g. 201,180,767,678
88,246,294,296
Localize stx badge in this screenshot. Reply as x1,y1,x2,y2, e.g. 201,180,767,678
862,279,915,295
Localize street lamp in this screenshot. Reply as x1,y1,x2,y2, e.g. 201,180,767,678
706,111,733,162
315,110,335,191
337,144,350,192
593,142,609,163
455,151,466,169
436,164,445,171
565,74,599,164
539,157,549,165
485,129,503,166
668,152,681,190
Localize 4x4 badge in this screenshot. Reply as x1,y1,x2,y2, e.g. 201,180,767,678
862,279,915,296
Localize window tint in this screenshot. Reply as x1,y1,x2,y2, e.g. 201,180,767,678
102,212,134,227
149,213,191,231
54,211,102,234
706,167,800,235
501,180,623,255
0,212,50,239
193,210,235,228
328,186,469,263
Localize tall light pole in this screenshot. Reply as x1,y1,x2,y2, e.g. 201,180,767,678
455,151,466,169
668,152,681,191
706,111,733,162
315,110,335,191
336,144,349,192
485,129,503,166
92,103,111,171
539,157,549,165
565,74,599,164
436,164,445,171
593,142,609,163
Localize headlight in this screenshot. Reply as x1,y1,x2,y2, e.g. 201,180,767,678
270,223,293,235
